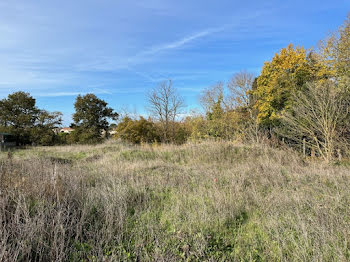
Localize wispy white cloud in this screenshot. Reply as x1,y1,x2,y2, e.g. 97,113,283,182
137,26,228,57
76,24,229,74
32,87,147,97
35,91,88,97
118,25,229,82
34,88,112,97
125,67,159,82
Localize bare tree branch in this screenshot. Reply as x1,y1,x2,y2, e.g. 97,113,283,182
147,80,185,142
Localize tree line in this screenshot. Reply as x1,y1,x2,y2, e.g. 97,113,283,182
1,14,349,161
0,92,119,145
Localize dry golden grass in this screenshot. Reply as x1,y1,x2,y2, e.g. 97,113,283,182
0,140,349,261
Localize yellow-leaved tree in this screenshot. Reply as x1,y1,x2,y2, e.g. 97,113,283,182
253,44,328,126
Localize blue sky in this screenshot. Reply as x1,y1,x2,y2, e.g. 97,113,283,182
0,0,349,125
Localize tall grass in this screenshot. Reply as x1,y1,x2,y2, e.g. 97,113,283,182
0,140,349,261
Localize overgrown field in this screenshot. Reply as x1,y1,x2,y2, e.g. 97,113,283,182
0,141,349,261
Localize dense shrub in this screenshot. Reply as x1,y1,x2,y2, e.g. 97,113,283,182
115,116,160,144
68,127,103,144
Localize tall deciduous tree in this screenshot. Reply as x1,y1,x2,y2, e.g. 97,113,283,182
253,44,326,126
72,94,118,143
227,71,255,110
147,80,184,143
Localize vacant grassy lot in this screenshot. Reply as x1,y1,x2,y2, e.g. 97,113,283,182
0,141,349,261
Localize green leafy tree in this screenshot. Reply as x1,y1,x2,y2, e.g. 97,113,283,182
72,94,118,143
0,91,39,143
30,111,62,145
207,93,226,138
0,91,62,145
